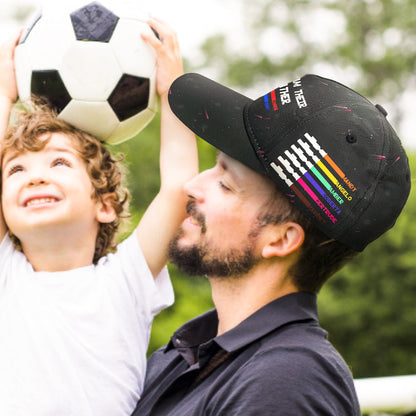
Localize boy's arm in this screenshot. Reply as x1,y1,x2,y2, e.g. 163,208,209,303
135,19,198,278
0,32,21,241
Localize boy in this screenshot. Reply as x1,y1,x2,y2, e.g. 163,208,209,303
0,19,197,416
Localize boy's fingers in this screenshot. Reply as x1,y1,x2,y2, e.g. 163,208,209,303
146,18,178,47
15,28,23,44
1,29,23,58
8,28,23,48
141,31,161,49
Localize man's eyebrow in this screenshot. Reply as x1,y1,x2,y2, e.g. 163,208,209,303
216,151,231,172
216,151,244,187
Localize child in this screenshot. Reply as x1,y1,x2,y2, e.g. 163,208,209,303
0,19,197,416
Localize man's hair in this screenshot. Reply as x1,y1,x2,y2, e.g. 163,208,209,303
257,176,358,294
1,105,129,263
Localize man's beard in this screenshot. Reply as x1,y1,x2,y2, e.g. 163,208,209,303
168,201,260,278
168,231,259,277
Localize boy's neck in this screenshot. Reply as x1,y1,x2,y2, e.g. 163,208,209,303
19,228,97,272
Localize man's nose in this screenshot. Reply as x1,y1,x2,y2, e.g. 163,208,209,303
183,170,209,202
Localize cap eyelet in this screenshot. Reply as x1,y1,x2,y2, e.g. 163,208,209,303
346,133,357,144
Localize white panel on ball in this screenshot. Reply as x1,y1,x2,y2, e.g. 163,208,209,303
59,100,119,141
14,46,32,102
22,17,74,69
104,1,150,21
110,19,156,78
60,42,123,101
106,107,156,145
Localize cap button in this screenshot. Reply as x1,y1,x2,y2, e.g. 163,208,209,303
375,104,388,117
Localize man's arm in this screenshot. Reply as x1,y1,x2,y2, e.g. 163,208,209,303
0,32,21,241
135,19,198,278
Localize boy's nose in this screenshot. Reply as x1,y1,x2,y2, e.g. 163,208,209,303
28,177,47,187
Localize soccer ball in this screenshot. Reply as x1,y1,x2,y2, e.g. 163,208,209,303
15,1,158,144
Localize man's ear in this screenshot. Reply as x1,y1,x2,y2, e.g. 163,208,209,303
96,193,117,224
262,222,305,259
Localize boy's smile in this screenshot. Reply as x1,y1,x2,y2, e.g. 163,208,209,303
24,196,61,208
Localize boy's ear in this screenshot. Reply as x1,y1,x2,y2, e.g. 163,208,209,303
262,222,304,259
96,193,117,224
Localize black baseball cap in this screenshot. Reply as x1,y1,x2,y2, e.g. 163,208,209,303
168,73,411,251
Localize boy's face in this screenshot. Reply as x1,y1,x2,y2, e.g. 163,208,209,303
1,133,104,243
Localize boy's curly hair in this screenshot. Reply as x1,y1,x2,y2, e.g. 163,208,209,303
1,104,129,263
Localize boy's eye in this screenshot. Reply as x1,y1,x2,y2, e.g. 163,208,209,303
52,157,71,168
7,165,24,176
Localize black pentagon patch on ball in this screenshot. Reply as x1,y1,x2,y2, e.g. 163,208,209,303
108,74,150,121
70,1,119,42
31,70,71,113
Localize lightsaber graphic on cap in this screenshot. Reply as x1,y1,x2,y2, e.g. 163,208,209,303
269,162,326,225
269,132,359,226
297,137,354,202
283,149,342,215
290,144,345,206
303,133,357,194
275,155,338,224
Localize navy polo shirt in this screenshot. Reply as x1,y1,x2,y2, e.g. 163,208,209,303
133,292,360,415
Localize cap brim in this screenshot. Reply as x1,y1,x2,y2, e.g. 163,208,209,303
168,73,265,173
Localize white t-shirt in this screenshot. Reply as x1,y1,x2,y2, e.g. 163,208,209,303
0,232,173,416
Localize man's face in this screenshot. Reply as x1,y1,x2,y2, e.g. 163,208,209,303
169,152,277,278
1,133,101,243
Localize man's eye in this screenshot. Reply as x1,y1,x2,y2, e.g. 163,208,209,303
219,181,231,191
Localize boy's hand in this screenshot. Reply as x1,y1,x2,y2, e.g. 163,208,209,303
135,18,197,279
141,18,184,100
0,30,22,104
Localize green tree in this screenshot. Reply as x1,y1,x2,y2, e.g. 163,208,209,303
197,0,416,132
319,155,416,378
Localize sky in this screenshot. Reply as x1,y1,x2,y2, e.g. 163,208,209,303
0,0,243,60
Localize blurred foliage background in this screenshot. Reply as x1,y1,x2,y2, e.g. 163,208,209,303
3,0,416,403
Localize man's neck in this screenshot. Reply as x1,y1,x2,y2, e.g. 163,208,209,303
209,262,298,336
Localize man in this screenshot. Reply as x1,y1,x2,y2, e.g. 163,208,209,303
133,73,411,415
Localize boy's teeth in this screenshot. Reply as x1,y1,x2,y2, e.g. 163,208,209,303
26,197,56,207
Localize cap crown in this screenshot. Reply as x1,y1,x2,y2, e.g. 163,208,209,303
247,75,411,250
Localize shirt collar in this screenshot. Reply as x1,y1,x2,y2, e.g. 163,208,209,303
166,292,318,355
216,291,318,352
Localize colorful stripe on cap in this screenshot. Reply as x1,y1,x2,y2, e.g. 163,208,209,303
270,133,357,226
